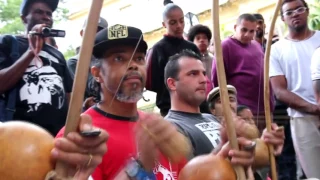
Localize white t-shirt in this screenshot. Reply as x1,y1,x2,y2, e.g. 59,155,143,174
269,31,320,118
311,47,320,80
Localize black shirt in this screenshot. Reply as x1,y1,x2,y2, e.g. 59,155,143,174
0,36,73,136
67,53,100,102
146,35,210,116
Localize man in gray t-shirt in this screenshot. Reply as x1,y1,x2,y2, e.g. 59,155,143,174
163,50,224,158
165,110,221,157
164,50,285,174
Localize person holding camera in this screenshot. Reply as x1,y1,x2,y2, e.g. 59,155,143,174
0,0,73,136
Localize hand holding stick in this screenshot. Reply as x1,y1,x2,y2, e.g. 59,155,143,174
54,0,105,178
211,0,246,179
263,0,283,180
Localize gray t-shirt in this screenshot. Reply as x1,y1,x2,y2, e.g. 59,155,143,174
165,110,222,157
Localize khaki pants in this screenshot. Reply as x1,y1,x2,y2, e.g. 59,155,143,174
291,116,320,179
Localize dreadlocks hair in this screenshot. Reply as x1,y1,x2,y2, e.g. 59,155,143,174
280,0,309,17
187,24,212,42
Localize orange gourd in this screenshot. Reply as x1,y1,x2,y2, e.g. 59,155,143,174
0,121,55,180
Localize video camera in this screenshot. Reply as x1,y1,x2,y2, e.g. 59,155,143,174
29,27,66,38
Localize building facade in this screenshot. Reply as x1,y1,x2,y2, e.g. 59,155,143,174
57,0,284,111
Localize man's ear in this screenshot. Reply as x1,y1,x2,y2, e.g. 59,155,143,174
234,24,237,31
80,29,84,37
91,66,102,83
162,21,166,28
21,15,27,25
210,108,216,115
166,77,176,91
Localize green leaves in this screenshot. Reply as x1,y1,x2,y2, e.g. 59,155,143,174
308,0,320,30
0,0,69,34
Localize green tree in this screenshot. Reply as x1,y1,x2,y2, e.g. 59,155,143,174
220,24,233,39
0,0,69,34
63,45,76,60
308,0,320,30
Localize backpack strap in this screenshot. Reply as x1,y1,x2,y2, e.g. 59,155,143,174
1,35,20,121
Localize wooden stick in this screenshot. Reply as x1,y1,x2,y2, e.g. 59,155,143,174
211,1,246,179
263,0,282,180
54,0,104,178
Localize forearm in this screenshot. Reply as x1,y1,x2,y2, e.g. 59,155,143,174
0,50,34,93
275,88,319,115
313,80,320,104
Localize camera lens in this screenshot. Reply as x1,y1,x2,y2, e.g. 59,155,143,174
42,27,51,37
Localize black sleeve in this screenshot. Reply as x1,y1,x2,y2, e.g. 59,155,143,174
0,37,12,70
0,50,10,70
191,43,201,55
146,46,163,93
61,57,73,93
66,57,77,80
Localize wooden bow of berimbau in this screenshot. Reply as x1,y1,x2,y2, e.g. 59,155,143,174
0,0,104,180
178,0,283,180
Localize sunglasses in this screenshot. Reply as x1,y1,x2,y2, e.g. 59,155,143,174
283,7,307,17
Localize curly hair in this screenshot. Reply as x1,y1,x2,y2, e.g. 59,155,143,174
187,24,212,42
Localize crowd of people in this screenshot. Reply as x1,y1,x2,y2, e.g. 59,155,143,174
0,0,319,179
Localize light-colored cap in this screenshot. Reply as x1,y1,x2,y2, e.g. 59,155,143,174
207,85,237,102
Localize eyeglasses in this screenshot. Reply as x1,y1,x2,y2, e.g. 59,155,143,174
283,7,307,17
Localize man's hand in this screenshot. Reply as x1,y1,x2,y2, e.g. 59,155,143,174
261,123,285,156
217,137,255,167
28,24,47,54
51,114,108,180
136,113,179,169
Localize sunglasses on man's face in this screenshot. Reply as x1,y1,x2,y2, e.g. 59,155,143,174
283,6,307,17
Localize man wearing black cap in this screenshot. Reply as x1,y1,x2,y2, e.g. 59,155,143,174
57,24,189,180
0,0,73,136
67,17,108,110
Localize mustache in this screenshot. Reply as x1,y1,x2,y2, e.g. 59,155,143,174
123,71,143,82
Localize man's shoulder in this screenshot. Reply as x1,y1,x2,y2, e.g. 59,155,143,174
67,55,79,65
201,113,220,122
221,37,234,48
152,38,167,48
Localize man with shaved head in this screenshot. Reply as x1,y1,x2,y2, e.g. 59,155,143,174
146,1,210,117
211,13,275,132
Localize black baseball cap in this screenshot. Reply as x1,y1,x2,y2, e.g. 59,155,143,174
93,24,148,59
83,17,108,30
20,0,59,15
253,13,265,21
